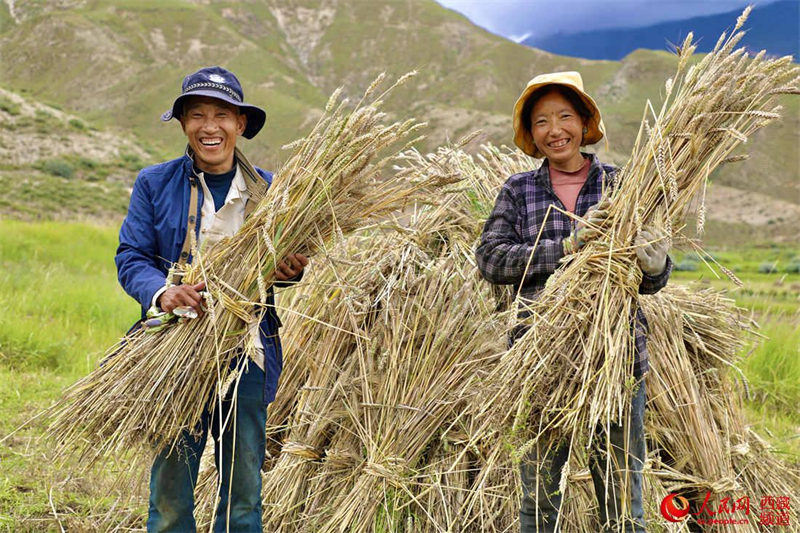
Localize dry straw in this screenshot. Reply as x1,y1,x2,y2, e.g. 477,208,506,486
45,10,800,530
198,140,797,531
46,73,456,466
636,286,800,531
186,142,522,531
474,11,798,528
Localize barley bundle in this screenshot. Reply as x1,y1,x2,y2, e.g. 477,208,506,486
479,9,798,461
182,144,510,531
46,74,457,465
548,284,799,532
183,141,797,531
253,145,511,531
190,249,380,529
311,254,500,530
643,287,749,494
259,236,411,530
640,286,800,531
186,142,507,529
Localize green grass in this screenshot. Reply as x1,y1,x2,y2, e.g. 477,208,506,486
36,157,75,179
0,94,20,116
671,244,800,315
0,220,138,374
736,319,800,460
0,170,133,220
0,220,144,529
671,244,800,459
0,88,157,222
742,322,800,413
0,369,146,530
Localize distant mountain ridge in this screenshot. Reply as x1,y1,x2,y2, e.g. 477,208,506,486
523,1,799,60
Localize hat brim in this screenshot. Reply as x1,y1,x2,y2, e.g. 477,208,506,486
161,90,266,139
512,82,605,158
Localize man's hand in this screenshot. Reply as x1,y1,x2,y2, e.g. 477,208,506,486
275,253,309,281
157,281,206,315
562,197,612,255
635,227,669,276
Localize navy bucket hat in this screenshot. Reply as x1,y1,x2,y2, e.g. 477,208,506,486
161,66,266,139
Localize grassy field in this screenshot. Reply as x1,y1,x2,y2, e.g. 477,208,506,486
670,246,800,459
0,220,143,530
0,221,798,529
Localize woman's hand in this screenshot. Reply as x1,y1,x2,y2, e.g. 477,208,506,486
635,227,668,276
563,197,611,255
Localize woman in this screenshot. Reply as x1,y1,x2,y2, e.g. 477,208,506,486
475,72,672,532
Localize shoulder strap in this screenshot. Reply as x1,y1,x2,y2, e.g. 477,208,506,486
173,154,201,284
173,147,265,284
235,147,269,218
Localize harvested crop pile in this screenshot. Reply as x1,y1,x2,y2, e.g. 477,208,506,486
638,286,800,532
187,145,517,531
47,11,799,531
195,142,798,531
46,73,454,465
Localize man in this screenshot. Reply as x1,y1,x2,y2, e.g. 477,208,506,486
115,66,307,532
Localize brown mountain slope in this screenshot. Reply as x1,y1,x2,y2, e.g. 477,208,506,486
0,0,796,243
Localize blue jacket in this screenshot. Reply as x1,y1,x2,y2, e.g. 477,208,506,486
115,154,283,403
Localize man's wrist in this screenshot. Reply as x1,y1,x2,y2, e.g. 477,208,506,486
151,285,169,310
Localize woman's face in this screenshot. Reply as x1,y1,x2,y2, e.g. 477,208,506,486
530,90,586,171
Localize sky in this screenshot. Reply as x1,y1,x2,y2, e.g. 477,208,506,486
435,0,777,41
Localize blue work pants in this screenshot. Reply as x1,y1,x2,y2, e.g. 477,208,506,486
147,361,267,532
519,380,647,533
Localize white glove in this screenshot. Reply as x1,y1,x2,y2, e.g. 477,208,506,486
563,197,611,255
635,227,668,276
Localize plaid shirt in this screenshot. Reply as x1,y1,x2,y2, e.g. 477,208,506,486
475,153,672,376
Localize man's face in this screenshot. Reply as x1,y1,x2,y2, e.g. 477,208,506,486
180,96,246,174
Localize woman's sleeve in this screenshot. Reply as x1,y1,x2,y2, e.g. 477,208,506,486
475,182,565,285
638,255,673,295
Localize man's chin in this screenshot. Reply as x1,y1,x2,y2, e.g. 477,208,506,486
193,151,229,170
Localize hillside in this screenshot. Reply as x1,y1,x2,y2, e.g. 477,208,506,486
0,0,797,244
0,87,152,220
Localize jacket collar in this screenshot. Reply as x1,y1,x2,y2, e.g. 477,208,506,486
535,152,608,194
182,145,269,215
227,165,248,203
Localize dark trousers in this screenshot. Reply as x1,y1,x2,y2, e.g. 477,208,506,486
519,381,647,533
147,361,267,533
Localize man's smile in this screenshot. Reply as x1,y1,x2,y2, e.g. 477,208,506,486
200,137,223,147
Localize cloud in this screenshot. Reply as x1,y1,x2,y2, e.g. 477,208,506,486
509,32,532,43
437,0,768,39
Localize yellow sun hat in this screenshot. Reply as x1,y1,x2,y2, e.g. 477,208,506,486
512,71,606,158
